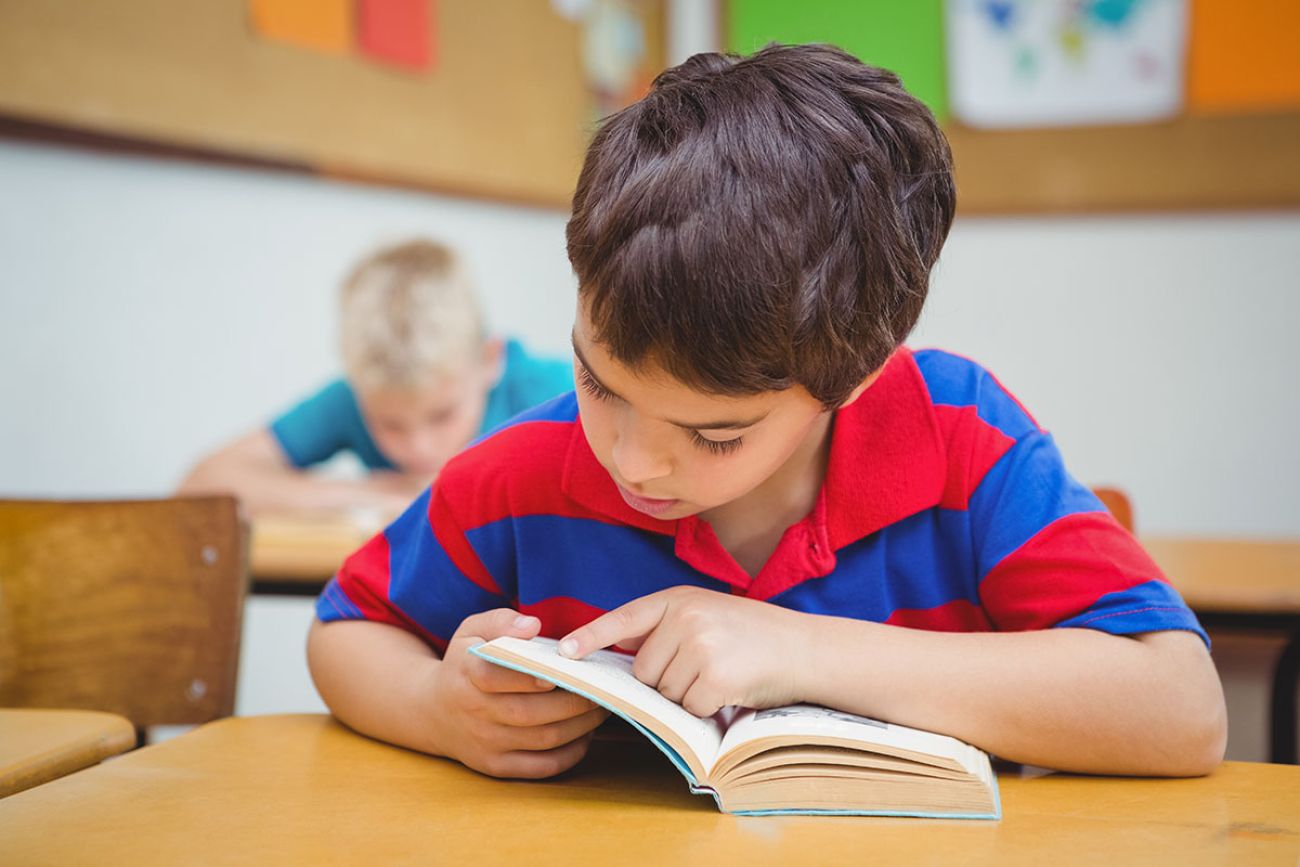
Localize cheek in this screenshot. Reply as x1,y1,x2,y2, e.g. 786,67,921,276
575,397,620,461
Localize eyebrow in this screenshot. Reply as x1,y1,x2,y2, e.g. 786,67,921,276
571,334,769,432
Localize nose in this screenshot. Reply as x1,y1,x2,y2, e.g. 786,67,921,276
611,419,671,486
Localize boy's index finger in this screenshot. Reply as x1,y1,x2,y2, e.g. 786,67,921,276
558,594,669,660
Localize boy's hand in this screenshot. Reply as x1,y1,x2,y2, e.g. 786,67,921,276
558,587,813,717
429,609,609,779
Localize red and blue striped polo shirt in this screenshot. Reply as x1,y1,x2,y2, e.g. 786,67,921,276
316,347,1207,651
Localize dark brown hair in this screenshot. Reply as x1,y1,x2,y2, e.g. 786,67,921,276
566,43,955,408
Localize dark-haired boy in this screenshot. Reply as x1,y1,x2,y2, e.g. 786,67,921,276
308,45,1225,781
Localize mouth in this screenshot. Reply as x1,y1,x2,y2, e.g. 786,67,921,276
616,484,680,517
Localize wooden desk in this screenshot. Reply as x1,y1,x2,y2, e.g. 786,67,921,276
1,714,1296,865
0,709,135,798
248,514,373,592
1144,538,1300,615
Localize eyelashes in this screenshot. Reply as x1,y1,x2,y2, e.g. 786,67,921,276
576,364,745,456
689,431,744,455
577,365,613,402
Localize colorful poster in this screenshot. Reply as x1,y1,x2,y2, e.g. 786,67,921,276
946,0,1187,128
248,0,352,56
358,0,434,72
553,0,653,120
726,0,948,121
1188,0,1300,113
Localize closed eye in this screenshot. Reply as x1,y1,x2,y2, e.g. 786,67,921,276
577,365,614,402
690,430,743,455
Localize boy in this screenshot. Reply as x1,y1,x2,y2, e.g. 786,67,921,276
308,46,1226,780
179,239,572,517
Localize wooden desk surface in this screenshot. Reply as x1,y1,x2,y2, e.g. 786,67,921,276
0,708,135,798
1143,536,1300,615
249,513,374,581
1,714,1297,865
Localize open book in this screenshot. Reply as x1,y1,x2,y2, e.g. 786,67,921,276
470,636,1000,818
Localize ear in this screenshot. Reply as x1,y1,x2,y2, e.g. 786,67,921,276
481,337,506,386
836,365,886,410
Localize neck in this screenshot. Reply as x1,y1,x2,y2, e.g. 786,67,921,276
701,411,835,575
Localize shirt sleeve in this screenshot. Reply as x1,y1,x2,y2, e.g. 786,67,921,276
314,485,510,653
268,380,358,469
971,430,1208,647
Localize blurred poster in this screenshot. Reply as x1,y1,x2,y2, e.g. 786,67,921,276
946,0,1188,128
357,0,434,71
248,0,352,55
1188,0,1300,114
553,0,653,119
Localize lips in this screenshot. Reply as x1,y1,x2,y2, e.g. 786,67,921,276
616,484,679,517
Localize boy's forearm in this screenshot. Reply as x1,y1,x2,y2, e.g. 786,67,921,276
796,616,1226,776
307,619,447,755
182,461,398,516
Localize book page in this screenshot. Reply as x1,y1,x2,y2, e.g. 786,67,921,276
718,704,989,779
477,637,728,771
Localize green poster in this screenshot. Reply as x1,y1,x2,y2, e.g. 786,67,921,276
726,0,948,120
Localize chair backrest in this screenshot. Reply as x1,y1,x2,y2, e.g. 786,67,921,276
1091,487,1135,533
0,497,247,728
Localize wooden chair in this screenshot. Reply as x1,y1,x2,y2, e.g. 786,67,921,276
0,497,247,737
1091,487,1135,533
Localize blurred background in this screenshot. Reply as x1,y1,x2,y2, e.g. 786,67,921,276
1,1,1296,761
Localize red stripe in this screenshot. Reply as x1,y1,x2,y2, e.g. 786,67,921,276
519,596,609,641
429,487,502,597
439,419,665,533
885,599,993,632
979,511,1168,632
932,404,1016,510
334,533,443,649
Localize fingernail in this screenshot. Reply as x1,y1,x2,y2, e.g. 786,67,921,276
513,614,537,629
534,678,552,689
558,638,579,658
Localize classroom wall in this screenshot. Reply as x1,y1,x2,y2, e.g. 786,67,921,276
5,139,1296,530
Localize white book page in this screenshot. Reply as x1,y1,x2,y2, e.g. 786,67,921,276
482,636,727,769
719,704,989,779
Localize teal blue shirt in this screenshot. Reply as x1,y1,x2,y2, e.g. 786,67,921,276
269,340,572,471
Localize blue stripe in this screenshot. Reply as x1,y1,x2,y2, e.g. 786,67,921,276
384,489,508,643
465,514,728,610
1055,580,1210,647
315,578,365,621
772,507,979,620
969,432,1105,580
913,349,1037,440
472,390,579,447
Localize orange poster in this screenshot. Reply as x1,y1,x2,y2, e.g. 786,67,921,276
248,0,352,56
1188,0,1300,113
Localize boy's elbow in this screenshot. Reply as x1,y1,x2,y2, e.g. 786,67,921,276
1131,630,1228,777
1154,651,1229,777
1177,693,1228,777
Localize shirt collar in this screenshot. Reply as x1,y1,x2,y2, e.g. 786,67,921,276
561,347,946,572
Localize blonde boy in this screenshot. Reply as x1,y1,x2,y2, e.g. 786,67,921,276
180,239,571,515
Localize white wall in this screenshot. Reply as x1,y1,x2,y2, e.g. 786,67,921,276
2,138,1298,748
0,141,578,499
921,213,1300,538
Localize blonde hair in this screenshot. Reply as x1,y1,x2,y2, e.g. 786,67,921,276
339,239,486,391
